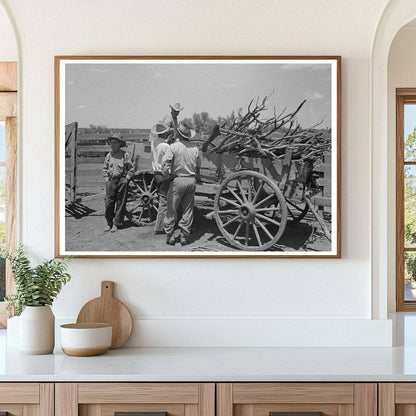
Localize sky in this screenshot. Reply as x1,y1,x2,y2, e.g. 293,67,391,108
64,60,333,129
405,104,416,139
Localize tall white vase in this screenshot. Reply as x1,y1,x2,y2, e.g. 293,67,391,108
19,306,55,354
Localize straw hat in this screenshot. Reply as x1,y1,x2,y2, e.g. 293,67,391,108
177,122,196,140
107,133,127,147
151,122,170,136
170,102,184,112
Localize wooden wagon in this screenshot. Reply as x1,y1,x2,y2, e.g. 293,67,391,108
125,137,331,251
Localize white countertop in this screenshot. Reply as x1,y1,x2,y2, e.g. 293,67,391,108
2,328,416,382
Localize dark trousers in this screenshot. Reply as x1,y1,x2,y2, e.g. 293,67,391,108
105,177,128,227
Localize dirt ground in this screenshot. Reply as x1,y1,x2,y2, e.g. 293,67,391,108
65,196,331,253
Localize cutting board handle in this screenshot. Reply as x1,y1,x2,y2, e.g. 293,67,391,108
101,281,115,298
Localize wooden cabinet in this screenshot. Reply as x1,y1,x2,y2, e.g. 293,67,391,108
379,383,416,416
217,383,377,416
0,383,53,416
55,383,215,416
0,381,384,416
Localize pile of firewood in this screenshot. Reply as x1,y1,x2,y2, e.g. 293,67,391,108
202,93,330,161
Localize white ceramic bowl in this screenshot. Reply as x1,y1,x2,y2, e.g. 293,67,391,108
60,323,112,356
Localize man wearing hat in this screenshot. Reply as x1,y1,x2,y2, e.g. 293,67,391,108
102,133,134,232
163,102,183,139
150,122,174,234
162,121,200,246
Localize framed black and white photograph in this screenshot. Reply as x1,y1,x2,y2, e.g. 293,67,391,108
55,56,341,258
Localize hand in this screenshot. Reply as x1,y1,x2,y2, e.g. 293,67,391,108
120,177,129,185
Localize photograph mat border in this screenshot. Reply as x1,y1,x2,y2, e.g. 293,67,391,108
56,56,341,258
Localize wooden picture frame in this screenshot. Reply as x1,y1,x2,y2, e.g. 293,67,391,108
396,88,416,311
55,56,341,258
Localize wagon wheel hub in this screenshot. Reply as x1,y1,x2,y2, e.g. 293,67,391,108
140,191,153,206
239,203,256,222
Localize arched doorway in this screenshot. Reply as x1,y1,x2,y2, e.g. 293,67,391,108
371,0,416,319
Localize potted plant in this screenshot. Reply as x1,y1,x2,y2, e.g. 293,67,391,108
1,245,71,354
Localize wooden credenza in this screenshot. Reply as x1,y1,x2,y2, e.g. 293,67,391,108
0,382,412,416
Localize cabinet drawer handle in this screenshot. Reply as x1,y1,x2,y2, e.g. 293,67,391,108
270,413,324,416
115,412,167,416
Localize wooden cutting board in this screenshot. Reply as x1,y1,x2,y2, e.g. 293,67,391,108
76,281,133,349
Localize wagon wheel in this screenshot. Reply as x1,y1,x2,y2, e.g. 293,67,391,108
214,171,288,251
125,171,159,224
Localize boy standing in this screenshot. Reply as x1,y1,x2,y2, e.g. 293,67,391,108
102,133,134,232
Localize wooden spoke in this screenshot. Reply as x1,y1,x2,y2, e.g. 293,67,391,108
218,209,239,215
236,179,248,203
245,221,250,246
253,223,263,246
142,176,148,192
255,218,274,240
252,183,264,204
149,177,155,190
131,181,146,194
256,207,281,213
233,221,244,238
222,215,240,228
247,176,252,202
257,212,281,227
254,193,275,208
226,185,244,205
220,196,241,208
128,201,143,213
138,207,145,222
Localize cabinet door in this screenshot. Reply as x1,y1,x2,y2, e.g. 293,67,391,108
217,383,377,416
0,383,53,416
379,383,416,416
56,383,215,416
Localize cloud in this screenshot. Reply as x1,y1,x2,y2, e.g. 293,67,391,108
67,80,75,86
85,67,110,73
154,72,163,79
76,104,88,110
280,64,329,71
219,83,237,89
305,92,323,100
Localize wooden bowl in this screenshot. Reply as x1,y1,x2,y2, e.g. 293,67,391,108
60,323,112,356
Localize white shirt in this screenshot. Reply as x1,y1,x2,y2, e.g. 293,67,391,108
163,141,200,177
151,137,170,172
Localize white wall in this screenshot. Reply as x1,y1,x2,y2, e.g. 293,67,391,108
387,25,416,312
0,4,16,61
0,0,393,346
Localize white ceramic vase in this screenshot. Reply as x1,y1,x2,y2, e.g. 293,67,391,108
19,306,55,354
